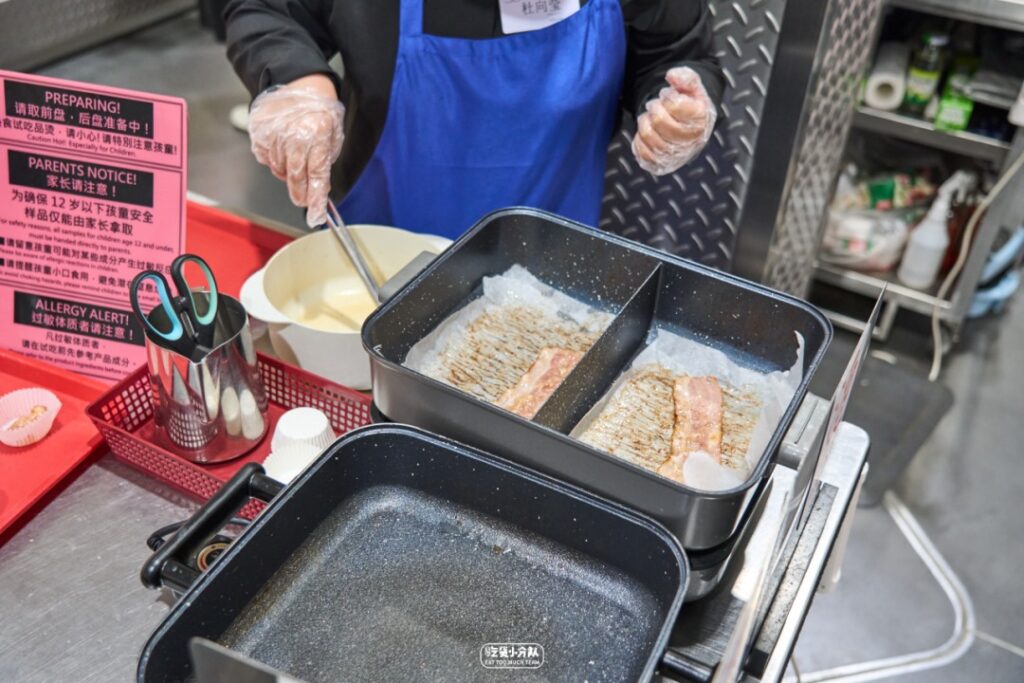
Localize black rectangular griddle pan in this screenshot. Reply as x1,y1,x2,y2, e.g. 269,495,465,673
362,208,831,550
138,425,693,683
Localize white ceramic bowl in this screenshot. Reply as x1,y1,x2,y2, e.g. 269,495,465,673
252,225,450,389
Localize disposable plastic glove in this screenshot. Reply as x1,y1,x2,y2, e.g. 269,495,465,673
248,85,345,227
631,67,717,177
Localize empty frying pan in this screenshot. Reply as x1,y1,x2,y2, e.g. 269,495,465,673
138,425,694,682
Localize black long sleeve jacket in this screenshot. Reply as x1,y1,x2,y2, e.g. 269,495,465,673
225,0,724,194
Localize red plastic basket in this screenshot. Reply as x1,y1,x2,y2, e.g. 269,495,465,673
86,354,371,518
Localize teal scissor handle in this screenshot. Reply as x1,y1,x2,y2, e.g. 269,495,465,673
170,254,219,346
130,270,185,344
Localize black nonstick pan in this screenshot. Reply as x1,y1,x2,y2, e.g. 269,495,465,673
138,425,691,683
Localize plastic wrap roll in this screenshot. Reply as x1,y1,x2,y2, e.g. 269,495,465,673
865,42,910,111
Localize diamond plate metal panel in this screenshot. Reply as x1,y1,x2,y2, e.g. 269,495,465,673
0,0,192,71
762,0,883,295
601,0,786,268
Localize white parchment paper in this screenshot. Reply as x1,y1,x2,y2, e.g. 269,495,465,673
574,328,804,491
405,265,611,379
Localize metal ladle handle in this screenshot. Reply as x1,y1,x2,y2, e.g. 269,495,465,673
325,202,382,306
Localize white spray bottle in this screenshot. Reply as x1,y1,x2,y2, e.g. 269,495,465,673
898,171,974,290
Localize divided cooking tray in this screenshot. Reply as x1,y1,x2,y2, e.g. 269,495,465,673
363,208,831,549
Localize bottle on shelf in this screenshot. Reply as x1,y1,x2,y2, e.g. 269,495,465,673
903,31,950,118
897,171,974,290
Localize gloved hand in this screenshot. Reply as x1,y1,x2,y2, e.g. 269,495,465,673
248,81,346,227
631,67,717,177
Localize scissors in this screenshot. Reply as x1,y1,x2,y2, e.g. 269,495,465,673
130,253,220,356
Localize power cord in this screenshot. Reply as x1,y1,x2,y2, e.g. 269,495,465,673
791,654,803,683
929,150,1024,382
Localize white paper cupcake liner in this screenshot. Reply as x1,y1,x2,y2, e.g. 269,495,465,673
0,388,62,448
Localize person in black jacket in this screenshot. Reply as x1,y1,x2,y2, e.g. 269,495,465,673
225,0,724,237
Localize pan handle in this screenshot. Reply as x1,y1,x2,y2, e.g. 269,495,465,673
659,647,715,682
140,463,283,593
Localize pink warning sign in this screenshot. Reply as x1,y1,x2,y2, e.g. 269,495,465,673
0,74,185,167
0,71,186,382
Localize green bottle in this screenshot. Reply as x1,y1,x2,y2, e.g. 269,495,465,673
903,32,949,117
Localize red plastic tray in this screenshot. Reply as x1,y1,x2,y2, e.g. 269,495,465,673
0,202,301,531
0,349,106,537
87,354,372,517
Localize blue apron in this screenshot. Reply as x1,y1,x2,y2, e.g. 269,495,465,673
338,0,627,239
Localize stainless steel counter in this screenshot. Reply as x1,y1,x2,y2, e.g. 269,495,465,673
0,424,868,682
0,459,193,682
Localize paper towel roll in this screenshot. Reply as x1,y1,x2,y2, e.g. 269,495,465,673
865,42,910,111
1010,79,1024,127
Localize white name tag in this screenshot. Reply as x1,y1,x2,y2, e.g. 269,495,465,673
499,0,582,35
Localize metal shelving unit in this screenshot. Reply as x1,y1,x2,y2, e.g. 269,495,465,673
814,261,948,339
815,129,1024,341
813,0,1024,347
967,90,1015,110
890,0,1024,32
853,106,1011,164
816,261,952,316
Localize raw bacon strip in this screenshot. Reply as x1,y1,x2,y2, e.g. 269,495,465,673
657,376,723,483
496,347,584,419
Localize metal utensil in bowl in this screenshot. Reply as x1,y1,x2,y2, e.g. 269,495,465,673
257,226,449,389
324,202,382,305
